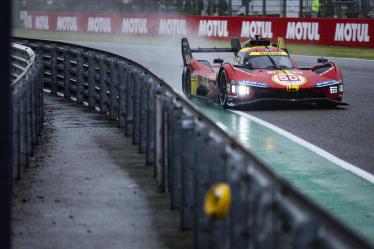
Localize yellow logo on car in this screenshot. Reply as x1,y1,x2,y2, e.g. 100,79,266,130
250,51,288,56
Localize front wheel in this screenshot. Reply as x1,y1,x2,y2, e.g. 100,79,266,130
219,71,228,108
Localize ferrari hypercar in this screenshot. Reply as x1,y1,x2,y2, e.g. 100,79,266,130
181,36,348,108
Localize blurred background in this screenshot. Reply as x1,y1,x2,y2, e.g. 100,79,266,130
13,0,374,18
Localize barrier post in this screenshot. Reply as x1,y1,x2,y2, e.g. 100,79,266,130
180,116,195,230
109,58,118,119
145,81,156,165
117,62,127,128
63,47,71,98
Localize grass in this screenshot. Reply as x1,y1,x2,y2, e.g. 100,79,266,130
13,29,374,60
286,43,374,60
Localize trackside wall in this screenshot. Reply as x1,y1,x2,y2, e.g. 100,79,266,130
18,11,374,48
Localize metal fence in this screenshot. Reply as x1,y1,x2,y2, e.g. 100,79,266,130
11,43,44,179
12,37,373,249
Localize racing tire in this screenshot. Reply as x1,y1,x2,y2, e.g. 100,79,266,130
183,69,192,99
219,71,228,108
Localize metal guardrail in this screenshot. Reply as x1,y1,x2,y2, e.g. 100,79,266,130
11,43,43,179
12,37,373,249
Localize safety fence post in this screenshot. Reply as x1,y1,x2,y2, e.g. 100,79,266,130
167,103,183,209
139,75,149,154
180,116,195,230
99,56,108,114
87,52,95,109
25,79,32,157
133,72,141,145
50,44,57,95
145,80,156,165
117,62,127,129
125,66,134,137
63,47,71,98
227,155,248,249
12,91,20,179
19,88,28,168
193,123,212,249
109,58,118,119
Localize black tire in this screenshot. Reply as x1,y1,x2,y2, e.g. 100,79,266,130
219,71,228,108
182,69,191,98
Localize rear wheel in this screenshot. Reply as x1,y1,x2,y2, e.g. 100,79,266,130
219,71,228,107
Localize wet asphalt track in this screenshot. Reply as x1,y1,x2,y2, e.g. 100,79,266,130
72,41,374,174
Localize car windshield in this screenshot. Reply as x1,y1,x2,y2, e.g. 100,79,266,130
242,54,293,69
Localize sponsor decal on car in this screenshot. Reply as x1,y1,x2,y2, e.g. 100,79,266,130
249,51,288,56
238,80,268,88
315,79,340,87
272,72,307,86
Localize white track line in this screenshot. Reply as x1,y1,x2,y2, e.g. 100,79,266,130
232,110,374,184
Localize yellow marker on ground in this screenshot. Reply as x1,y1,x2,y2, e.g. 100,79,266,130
204,183,232,218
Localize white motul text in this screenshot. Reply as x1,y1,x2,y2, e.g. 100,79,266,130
286,22,320,41
198,20,228,37
240,21,273,39
57,16,77,32
334,23,370,42
87,17,111,33
159,19,187,35
122,18,148,34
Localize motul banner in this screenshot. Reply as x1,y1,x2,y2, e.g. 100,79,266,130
20,11,374,48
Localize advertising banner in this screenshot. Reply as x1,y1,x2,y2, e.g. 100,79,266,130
20,12,374,48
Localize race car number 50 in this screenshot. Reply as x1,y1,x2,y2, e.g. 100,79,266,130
272,74,306,86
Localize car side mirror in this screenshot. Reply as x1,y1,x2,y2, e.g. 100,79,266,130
317,57,328,64
214,58,224,64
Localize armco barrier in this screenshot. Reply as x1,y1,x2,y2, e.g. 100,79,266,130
13,37,373,249
11,43,43,179
19,12,374,47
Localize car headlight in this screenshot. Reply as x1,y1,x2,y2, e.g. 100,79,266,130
231,80,237,93
330,85,338,94
238,85,249,95
231,80,250,95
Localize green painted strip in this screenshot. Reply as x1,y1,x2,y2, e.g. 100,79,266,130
192,98,374,243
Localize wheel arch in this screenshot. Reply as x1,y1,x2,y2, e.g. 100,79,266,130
217,64,234,86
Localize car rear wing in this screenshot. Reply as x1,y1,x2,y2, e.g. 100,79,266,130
181,37,241,66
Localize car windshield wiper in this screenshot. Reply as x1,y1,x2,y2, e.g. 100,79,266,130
266,55,282,70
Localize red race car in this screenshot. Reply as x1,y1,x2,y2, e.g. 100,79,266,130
181,36,348,108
